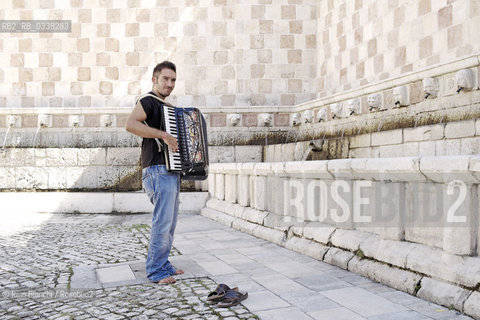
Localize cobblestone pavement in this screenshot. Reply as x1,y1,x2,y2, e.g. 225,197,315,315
0,213,257,320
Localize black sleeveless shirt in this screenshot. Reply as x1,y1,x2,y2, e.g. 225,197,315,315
140,91,166,169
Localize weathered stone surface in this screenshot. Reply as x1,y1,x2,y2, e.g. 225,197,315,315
406,244,480,288
215,172,225,200
417,277,471,311
302,222,336,245
444,119,476,139
359,235,416,269
348,256,421,295
330,229,372,252
252,224,285,245
231,218,258,235
351,157,425,181
284,236,329,261
464,291,480,320
323,247,354,270
419,156,477,183
284,160,333,179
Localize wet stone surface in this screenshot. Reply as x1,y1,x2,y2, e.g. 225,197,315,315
0,217,257,320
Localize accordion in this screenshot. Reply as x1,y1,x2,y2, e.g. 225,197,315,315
137,94,209,180
162,105,209,180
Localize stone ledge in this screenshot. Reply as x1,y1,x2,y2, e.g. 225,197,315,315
211,155,480,184
420,155,479,183
348,256,422,295
0,192,208,214
464,292,480,319
417,277,471,312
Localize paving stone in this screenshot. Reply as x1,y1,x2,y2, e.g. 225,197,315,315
320,287,407,317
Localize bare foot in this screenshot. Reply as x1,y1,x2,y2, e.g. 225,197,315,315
157,276,176,284
174,269,184,275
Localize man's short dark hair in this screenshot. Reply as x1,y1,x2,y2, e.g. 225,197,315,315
153,61,176,77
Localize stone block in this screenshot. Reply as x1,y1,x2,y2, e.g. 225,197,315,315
430,124,445,140
0,167,15,189
106,147,140,166
6,148,35,166
405,182,445,248
323,247,354,270
264,145,275,162
284,160,333,179
253,175,267,211
280,143,295,161
207,173,215,198
237,174,250,206
418,141,436,156
419,156,477,183
470,156,480,182
242,207,268,225
349,133,371,148
266,175,285,215
16,167,48,189
476,119,480,136
252,225,285,245
403,126,432,142
330,229,372,252
444,120,476,139
351,181,406,237
348,256,421,295
234,145,262,162
47,167,67,189
442,183,477,255
263,213,291,232
215,210,236,227
371,129,402,146
284,237,329,261
435,139,461,156
282,178,307,224
417,277,471,311
464,291,480,320
302,222,336,245
214,173,224,200
406,244,480,288
461,137,480,155
359,235,415,268
327,159,353,179
351,157,425,182
232,218,258,235
46,148,78,166
254,162,271,176
231,203,245,218
224,173,237,203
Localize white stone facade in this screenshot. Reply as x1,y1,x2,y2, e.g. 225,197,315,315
203,156,480,318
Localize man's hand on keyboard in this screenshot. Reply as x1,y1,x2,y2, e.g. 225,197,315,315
163,133,179,153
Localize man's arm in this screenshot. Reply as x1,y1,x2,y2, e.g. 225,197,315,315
125,102,178,152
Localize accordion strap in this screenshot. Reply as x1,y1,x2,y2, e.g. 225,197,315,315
136,93,174,152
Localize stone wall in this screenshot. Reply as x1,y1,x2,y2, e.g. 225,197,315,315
317,0,480,97
1,1,478,108
202,156,480,318
0,0,318,108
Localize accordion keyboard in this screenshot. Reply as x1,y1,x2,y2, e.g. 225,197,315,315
162,105,182,171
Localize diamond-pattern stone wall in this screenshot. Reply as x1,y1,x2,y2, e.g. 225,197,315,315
0,0,318,108
317,0,480,97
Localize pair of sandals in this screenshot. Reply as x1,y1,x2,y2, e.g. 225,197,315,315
206,283,248,308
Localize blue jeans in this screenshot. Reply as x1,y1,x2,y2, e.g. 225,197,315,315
142,165,180,282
